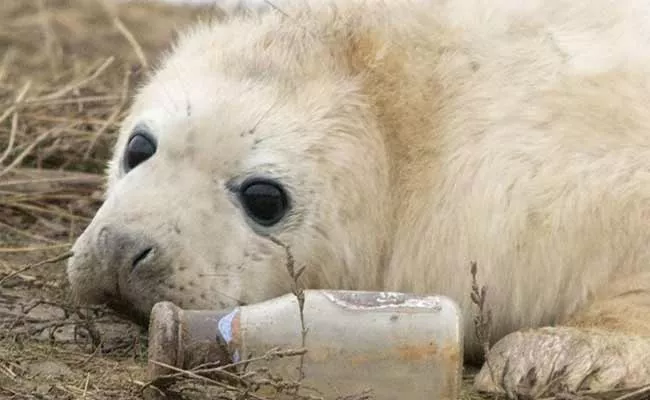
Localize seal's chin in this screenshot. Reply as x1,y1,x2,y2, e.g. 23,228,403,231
68,283,152,327
104,298,152,327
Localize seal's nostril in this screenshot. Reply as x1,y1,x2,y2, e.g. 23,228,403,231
132,247,153,270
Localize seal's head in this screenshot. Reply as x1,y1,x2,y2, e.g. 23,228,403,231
66,6,394,321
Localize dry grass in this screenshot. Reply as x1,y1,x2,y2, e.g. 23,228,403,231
0,0,215,252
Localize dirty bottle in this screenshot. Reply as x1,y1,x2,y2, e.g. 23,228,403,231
145,290,463,400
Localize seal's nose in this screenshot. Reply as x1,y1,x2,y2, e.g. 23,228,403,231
132,246,154,270
96,225,158,273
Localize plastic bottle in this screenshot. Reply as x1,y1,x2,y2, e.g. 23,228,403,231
145,290,463,400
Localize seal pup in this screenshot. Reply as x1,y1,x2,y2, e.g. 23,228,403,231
67,0,650,396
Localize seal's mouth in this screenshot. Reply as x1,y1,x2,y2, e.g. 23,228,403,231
104,296,151,327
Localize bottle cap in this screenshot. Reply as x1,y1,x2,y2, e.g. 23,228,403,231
144,301,234,399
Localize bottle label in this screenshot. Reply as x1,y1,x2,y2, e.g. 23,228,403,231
322,290,444,311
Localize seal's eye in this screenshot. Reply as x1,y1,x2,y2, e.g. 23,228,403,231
124,131,156,172
239,179,289,227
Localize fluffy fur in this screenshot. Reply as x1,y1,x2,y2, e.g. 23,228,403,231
67,0,650,395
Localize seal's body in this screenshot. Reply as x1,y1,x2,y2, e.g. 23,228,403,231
67,0,650,395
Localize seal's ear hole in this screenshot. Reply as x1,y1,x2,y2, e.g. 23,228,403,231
239,178,289,227
124,128,157,173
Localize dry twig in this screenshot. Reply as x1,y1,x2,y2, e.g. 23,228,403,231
470,261,500,397
268,235,308,387
0,251,72,286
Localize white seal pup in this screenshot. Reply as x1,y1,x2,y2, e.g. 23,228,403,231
67,0,650,396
